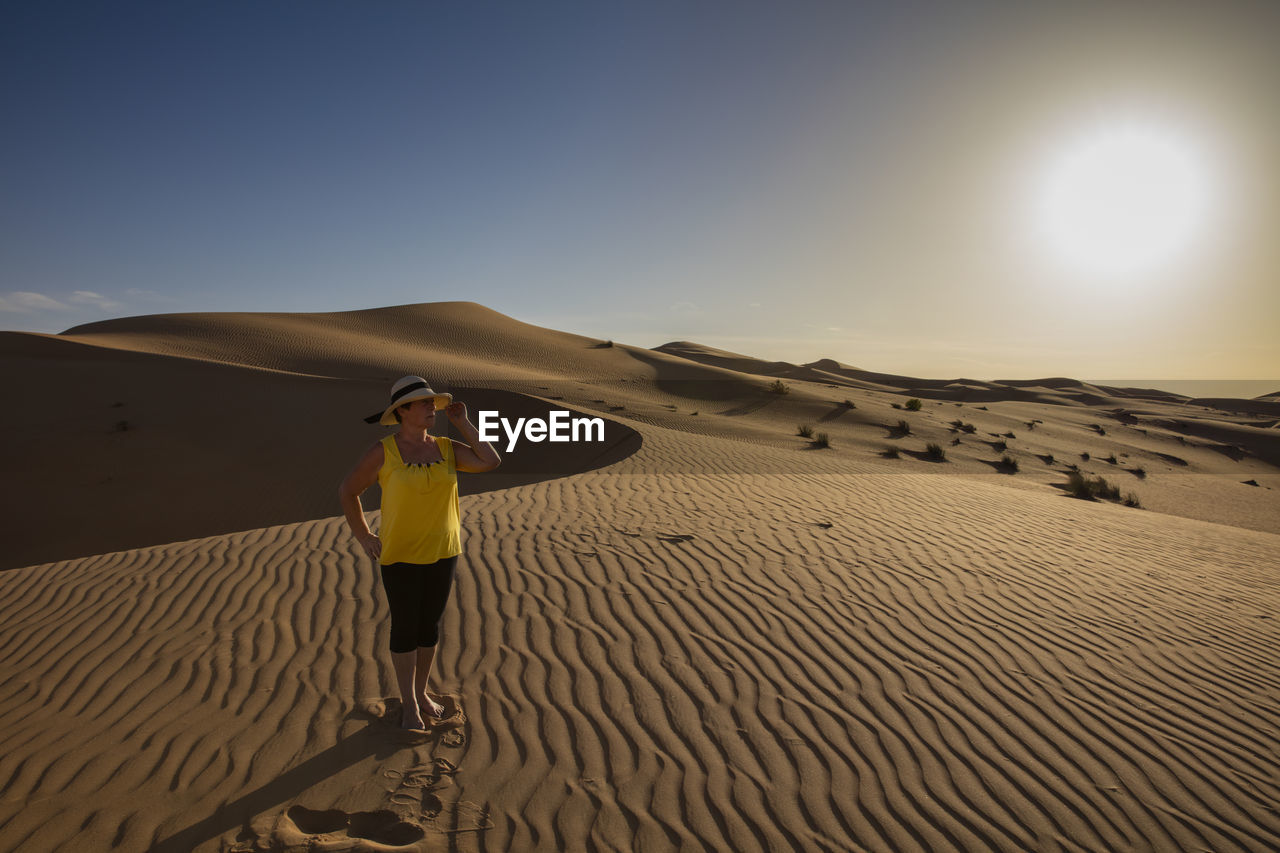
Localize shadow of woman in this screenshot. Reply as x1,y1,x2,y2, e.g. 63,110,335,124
149,701,452,853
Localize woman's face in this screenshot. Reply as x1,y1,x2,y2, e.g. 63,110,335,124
398,398,437,426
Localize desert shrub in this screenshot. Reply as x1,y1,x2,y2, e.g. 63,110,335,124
798,424,814,438
813,432,830,448
993,439,1008,452
1000,455,1019,473
769,380,790,395
1044,454,1055,465
1132,467,1147,478
843,399,856,408
1124,493,1142,507
891,403,902,410
906,398,923,411
951,437,962,446
926,442,947,461
1106,453,1118,465
882,446,900,458
1067,471,1123,501
1081,452,1090,461
896,420,912,435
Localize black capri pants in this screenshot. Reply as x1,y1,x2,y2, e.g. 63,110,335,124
379,556,458,654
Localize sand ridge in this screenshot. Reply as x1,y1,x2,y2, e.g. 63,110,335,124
0,467,1277,851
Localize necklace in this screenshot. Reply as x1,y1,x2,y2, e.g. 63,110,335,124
395,435,441,467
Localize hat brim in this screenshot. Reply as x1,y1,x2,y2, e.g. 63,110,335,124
367,392,453,425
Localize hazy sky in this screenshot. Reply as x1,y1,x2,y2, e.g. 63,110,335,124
2,1,1276,379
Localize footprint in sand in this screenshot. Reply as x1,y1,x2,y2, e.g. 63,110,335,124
402,757,459,789
385,730,464,816
417,796,493,831
272,806,424,848
386,753,486,836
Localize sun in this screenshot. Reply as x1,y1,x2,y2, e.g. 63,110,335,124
1029,119,1218,280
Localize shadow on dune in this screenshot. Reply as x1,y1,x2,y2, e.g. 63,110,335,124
148,703,445,853
0,336,641,570
815,404,859,424
883,422,912,439
715,396,782,417
899,448,949,464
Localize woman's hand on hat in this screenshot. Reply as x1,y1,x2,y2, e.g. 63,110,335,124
445,401,468,424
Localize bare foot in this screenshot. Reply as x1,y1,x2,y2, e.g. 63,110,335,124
417,694,447,721
401,708,426,730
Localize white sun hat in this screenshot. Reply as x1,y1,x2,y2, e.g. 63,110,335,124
364,375,453,425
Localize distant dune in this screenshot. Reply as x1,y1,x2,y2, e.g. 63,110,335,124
1,301,1278,852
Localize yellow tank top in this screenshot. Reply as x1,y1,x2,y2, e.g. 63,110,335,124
377,434,461,565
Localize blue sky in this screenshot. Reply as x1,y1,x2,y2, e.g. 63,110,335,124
2,1,1277,380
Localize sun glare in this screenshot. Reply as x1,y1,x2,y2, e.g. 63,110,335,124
1030,120,1218,280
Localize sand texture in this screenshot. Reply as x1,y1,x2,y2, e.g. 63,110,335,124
1,302,1278,852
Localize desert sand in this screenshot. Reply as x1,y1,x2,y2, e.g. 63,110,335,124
1,302,1277,852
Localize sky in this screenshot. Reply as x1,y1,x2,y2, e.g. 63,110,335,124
2,0,1277,382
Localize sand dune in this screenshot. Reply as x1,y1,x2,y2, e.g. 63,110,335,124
5,302,1278,571
1,464,1277,851
2,301,1279,851
59,302,740,388
0,324,640,570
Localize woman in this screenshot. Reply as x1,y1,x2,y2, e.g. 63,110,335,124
339,376,500,729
